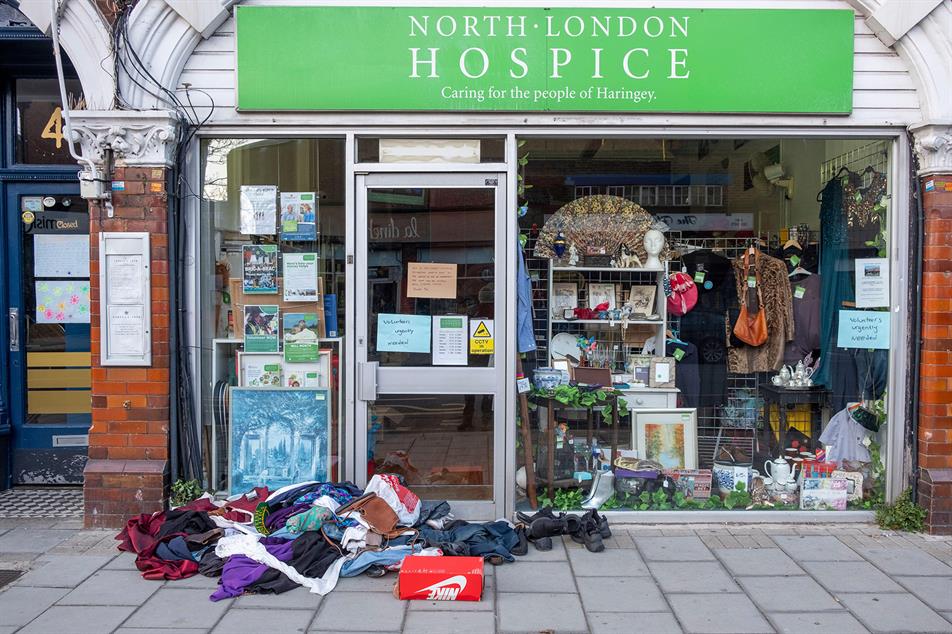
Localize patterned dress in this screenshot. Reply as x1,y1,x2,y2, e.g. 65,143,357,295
727,251,794,373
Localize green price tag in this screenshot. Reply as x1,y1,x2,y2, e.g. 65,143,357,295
789,254,801,266
794,285,806,299
747,276,757,288
673,348,686,362
693,271,706,284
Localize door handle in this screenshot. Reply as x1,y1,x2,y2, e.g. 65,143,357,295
8,308,19,352
357,361,379,401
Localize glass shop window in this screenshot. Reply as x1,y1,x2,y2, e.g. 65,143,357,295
516,136,894,514
200,138,346,493
15,78,83,165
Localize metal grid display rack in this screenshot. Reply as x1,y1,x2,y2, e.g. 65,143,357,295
546,261,668,372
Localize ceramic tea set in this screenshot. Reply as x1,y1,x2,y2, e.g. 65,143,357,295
770,360,814,389
762,456,799,493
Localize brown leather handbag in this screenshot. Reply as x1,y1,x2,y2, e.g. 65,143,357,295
337,492,401,536
733,249,769,347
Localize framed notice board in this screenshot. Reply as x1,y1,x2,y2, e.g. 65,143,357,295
99,232,151,366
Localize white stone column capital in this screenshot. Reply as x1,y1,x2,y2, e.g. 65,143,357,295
69,110,179,168
910,122,952,177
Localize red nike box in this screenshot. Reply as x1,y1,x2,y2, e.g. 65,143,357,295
397,556,484,601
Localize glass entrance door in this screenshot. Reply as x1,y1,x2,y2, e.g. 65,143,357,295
355,173,507,519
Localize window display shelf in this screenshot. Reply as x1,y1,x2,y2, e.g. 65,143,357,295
551,266,664,273
551,319,662,325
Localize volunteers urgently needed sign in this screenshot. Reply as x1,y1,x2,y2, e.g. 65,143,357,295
236,7,853,113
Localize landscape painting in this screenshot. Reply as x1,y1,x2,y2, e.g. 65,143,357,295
229,387,330,494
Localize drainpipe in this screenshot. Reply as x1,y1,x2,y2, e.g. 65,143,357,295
908,131,923,501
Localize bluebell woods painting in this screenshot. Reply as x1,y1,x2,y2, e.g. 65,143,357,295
229,387,330,494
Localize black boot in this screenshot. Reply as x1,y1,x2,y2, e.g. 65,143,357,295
511,525,529,556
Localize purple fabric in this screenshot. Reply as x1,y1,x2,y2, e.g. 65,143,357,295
210,537,293,601
265,504,310,532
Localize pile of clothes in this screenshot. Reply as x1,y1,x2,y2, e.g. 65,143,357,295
117,474,596,600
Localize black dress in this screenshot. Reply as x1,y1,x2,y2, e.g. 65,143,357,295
677,250,735,409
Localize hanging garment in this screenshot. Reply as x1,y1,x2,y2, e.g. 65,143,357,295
727,251,794,373
784,274,822,364
819,407,872,465
679,250,735,407
517,242,537,354
665,339,700,408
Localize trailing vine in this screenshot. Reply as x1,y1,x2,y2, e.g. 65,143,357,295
530,385,629,424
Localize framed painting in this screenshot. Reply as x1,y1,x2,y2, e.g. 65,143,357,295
229,387,331,495
634,409,698,470
625,285,657,317
649,357,677,388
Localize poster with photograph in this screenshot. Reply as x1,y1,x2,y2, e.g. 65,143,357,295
243,305,279,352
855,258,889,308
229,388,330,495
242,244,278,294
280,192,318,241
284,312,320,362
283,253,319,301
285,351,331,388
239,185,277,235
239,352,283,387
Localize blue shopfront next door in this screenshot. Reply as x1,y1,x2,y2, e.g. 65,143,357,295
2,183,90,486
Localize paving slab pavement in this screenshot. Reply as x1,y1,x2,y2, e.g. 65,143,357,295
0,522,951,633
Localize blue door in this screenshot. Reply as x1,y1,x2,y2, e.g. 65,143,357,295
4,184,90,484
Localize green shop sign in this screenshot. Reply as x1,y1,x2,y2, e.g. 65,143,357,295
236,7,853,113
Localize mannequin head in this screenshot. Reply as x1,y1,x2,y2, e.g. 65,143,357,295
644,229,664,256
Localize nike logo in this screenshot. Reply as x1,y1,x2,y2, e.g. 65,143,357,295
418,574,468,600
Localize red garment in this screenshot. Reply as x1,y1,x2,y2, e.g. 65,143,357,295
116,512,199,580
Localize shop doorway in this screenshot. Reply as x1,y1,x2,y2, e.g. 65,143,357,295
4,185,90,484
355,172,508,519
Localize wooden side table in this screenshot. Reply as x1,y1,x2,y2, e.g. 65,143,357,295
758,383,831,456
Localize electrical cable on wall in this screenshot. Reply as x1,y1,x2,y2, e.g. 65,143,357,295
107,0,217,483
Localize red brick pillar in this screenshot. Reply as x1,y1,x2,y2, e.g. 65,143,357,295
918,173,952,535
83,165,171,528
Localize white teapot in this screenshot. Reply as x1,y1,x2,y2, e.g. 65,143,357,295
764,456,797,485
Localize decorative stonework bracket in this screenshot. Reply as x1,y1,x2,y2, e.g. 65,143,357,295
911,123,952,177
69,110,179,168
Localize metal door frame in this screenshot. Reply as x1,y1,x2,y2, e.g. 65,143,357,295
354,171,508,519
3,181,88,485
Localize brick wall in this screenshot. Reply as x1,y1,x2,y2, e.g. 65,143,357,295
84,166,171,528
918,174,952,535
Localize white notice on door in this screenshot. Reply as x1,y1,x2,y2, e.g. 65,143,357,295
107,255,143,304
432,315,468,366
108,305,145,355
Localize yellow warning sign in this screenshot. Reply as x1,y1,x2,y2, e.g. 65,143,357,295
469,319,494,355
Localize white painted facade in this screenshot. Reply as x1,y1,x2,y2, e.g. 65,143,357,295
18,0,952,513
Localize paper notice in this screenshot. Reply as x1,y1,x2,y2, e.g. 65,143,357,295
376,313,431,353
34,234,89,278
240,185,277,235
283,253,320,301
106,255,143,304
108,305,145,355
855,258,889,308
407,262,457,299
432,316,468,366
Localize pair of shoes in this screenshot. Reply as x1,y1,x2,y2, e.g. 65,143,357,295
581,471,616,510
568,515,605,553
583,509,611,539
518,506,575,551
365,564,388,577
